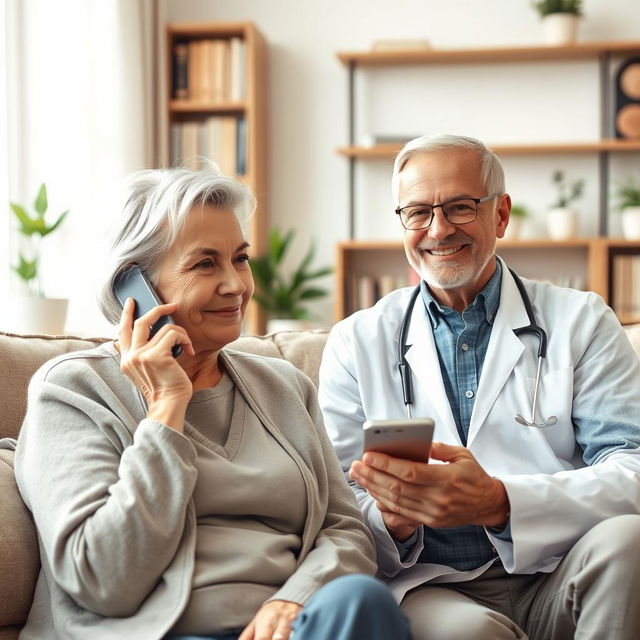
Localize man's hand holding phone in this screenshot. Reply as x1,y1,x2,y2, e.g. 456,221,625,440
117,297,195,433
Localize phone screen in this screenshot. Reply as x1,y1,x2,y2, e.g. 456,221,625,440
113,265,182,358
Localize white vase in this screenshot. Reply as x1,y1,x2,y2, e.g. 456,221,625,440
621,206,640,240
8,296,68,335
502,216,523,241
541,13,580,46
547,208,578,240
266,318,312,333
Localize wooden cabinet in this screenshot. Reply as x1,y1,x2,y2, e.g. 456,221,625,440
165,22,267,333
336,239,640,325
334,41,640,325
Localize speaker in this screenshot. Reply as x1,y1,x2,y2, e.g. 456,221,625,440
615,57,640,140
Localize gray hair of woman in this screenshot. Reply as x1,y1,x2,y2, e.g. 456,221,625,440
98,165,256,325
391,133,506,204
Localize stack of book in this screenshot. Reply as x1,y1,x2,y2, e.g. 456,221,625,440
172,37,246,102
171,116,247,176
613,254,640,320
349,268,419,312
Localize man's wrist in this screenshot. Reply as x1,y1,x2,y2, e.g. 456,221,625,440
485,479,510,528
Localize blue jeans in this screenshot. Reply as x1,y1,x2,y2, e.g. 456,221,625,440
167,573,411,639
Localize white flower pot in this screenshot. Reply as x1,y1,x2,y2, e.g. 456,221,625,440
541,13,580,46
547,208,578,240
266,318,312,333
502,216,523,241
621,206,640,240
9,296,68,335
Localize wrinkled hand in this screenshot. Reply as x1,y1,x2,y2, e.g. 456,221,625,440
349,442,510,537
118,298,195,431
238,600,302,640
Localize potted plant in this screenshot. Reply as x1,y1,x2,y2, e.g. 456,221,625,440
532,0,583,45
10,183,69,334
547,170,584,240
615,177,640,240
503,203,530,241
250,227,332,332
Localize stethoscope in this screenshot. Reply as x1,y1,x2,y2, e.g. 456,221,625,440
397,267,558,428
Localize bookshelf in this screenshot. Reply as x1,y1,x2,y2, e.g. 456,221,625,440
335,239,640,326
166,22,267,334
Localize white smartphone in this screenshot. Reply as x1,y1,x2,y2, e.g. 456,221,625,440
362,418,434,462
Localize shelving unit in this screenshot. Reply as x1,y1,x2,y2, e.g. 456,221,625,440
335,239,640,325
337,40,640,238
334,41,640,327
166,22,267,334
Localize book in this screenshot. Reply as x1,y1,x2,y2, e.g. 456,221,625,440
181,121,200,168
199,40,215,102
220,116,238,176
170,123,182,165
211,39,230,102
236,116,247,175
188,40,203,101
173,43,189,100
229,37,246,101
205,116,222,168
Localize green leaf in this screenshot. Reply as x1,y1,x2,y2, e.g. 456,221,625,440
41,210,69,237
299,287,328,300
34,183,48,217
10,203,38,236
13,254,38,282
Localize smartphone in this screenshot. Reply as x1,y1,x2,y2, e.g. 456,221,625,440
113,265,182,358
362,418,434,462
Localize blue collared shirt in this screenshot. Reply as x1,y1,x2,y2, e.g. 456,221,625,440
416,262,505,570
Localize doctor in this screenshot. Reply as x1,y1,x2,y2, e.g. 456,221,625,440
319,134,640,640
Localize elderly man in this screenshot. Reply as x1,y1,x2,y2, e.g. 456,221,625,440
319,134,640,640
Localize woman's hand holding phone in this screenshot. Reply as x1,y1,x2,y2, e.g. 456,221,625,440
118,298,195,433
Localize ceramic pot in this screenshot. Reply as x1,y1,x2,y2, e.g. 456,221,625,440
621,206,640,240
541,13,580,46
502,216,523,241
9,295,68,335
547,208,578,240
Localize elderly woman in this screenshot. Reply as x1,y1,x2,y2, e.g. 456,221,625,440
14,167,411,640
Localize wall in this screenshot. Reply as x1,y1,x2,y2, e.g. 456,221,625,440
165,0,640,326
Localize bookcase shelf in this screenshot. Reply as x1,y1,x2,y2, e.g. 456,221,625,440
166,21,267,334
336,239,640,326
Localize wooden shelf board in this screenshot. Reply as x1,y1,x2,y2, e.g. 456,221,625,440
167,22,253,38
337,41,640,67
170,100,246,113
338,140,640,158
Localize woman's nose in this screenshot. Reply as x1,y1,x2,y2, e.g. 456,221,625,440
219,266,246,295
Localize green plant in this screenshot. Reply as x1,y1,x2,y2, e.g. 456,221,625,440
532,0,583,16
10,183,69,296
615,177,640,210
550,170,585,208
510,203,530,218
250,228,332,320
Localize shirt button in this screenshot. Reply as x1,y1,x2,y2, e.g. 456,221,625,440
461,343,470,351
465,390,474,399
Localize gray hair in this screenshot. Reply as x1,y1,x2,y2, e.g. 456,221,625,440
98,165,256,325
391,134,506,204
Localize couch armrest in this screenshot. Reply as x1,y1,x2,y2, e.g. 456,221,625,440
0,450,39,628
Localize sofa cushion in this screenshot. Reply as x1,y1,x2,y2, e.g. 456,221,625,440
0,449,39,627
0,332,109,440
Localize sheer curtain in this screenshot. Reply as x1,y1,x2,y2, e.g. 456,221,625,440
2,0,158,335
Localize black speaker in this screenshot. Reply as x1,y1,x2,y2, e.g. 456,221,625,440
615,57,640,140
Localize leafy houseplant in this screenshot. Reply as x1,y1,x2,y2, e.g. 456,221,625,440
503,203,530,241
550,170,584,209
10,183,68,296
250,228,332,322
532,0,582,16
615,177,640,240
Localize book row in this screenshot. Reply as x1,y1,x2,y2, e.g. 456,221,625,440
171,116,247,176
172,37,246,103
613,255,640,317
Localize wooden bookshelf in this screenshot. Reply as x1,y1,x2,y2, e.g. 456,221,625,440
335,239,640,325
165,22,268,334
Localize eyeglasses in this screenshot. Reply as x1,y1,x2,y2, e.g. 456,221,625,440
395,192,501,230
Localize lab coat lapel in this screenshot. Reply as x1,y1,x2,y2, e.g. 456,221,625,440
467,261,529,446
403,294,460,443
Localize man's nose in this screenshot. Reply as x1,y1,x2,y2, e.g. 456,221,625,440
428,207,457,240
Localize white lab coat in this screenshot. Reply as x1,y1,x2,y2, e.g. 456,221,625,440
318,261,640,602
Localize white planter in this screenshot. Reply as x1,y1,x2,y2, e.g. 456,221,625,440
9,296,68,335
541,13,580,46
266,318,312,333
502,216,523,241
547,208,578,240
621,206,640,240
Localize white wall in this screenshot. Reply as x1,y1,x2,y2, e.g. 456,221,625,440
165,0,640,326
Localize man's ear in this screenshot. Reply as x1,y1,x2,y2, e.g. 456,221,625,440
496,194,512,239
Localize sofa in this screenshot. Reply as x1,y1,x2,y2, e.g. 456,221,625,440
2,324,640,638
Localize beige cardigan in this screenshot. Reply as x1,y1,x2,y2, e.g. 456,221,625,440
13,343,376,640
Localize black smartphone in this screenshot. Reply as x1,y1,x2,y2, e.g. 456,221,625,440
113,265,182,358
362,418,434,462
